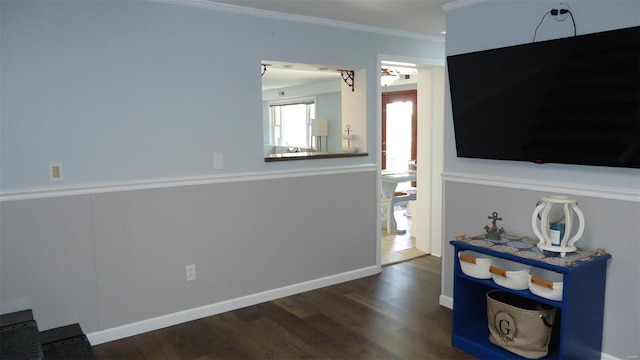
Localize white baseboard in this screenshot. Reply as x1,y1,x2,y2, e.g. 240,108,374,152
87,265,380,345
439,294,453,309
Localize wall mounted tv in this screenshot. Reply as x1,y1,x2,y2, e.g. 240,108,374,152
447,26,639,169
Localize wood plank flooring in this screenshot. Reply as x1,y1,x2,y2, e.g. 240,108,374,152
93,256,474,359
381,208,426,265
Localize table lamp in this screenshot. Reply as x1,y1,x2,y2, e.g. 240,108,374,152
311,118,328,151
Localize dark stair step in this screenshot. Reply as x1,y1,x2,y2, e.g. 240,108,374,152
40,324,96,360
0,309,45,360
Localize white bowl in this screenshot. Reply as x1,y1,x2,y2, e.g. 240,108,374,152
529,268,564,301
458,250,495,279
490,259,531,290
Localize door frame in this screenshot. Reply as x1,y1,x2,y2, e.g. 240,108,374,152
376,54,445,268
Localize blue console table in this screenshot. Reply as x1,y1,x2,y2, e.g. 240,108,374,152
450,237,611,359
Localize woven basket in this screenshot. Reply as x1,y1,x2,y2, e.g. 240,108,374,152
487,290,556,359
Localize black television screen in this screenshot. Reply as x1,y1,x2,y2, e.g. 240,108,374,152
447,26,640,169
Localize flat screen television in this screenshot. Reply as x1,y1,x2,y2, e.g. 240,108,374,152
447,26,640,169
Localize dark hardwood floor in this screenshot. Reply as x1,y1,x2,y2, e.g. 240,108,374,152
93,256,474,359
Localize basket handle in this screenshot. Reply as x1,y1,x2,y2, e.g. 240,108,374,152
459,253,476,264
531,276,554,289
540,314,554,327
489,265,507,277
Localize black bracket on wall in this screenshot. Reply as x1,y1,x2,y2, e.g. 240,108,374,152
338,70,355,92
261,64,270,76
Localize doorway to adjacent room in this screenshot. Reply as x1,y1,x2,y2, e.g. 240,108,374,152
378,59,446,266
381,89,422,265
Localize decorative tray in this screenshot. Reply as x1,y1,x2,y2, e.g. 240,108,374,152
455,234,607,267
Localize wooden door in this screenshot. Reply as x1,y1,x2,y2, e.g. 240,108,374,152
382,90,418,171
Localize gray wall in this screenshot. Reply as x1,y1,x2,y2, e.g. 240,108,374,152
443,1,640,359
0,0,444,342
1,171,377,335
443,181,639,359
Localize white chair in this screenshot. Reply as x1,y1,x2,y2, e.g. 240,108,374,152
398,187,417,217
381,198,392,234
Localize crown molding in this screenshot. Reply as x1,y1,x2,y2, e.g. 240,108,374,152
441,0,488,12
150,0,445,42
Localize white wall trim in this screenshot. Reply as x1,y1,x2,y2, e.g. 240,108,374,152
0,164,378,202
439,295,453,309
151,0,445,42
88,264,381,345
443,171,640,202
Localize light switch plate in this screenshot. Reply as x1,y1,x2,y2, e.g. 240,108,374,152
49,162,64,182
213,152,224,170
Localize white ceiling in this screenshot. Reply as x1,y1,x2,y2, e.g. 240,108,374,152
210,0,450,40
213,0,453,90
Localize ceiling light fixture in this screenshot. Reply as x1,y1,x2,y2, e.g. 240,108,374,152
381,68,399,87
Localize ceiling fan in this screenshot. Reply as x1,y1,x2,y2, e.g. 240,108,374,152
381,68,400,87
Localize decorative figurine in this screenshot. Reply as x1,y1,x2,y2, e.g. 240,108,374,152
342,124,357,153
484,212,505,240
532,195,584,257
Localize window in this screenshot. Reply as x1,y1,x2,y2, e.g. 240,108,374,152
270,99,315,148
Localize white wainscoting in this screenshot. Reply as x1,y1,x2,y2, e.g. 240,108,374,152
1,165,380,344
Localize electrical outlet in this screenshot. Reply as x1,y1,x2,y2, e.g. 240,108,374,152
49,162,64,182
186,264,196,281
553,3,569,21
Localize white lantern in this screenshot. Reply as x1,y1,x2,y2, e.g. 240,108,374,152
531,195,585,257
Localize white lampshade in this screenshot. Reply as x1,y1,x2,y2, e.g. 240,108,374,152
311,119,328,136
